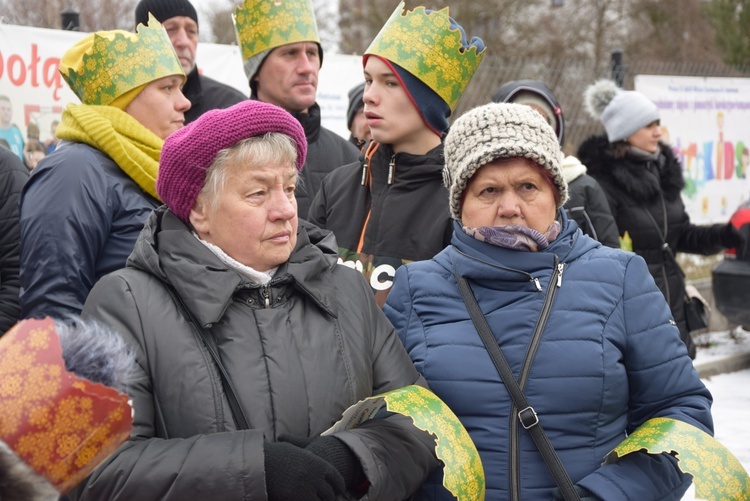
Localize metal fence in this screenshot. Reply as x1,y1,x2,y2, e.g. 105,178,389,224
452,53,750,155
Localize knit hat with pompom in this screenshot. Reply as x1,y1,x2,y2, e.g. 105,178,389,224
157,100,307,224
583,79,660,143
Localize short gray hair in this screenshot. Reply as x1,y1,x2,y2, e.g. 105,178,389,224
198,132,299,212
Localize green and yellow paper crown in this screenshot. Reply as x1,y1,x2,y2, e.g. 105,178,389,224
59,14,184,106
233,0,320,64
365,2,486,111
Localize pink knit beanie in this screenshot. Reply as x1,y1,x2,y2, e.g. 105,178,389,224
157,100,307,224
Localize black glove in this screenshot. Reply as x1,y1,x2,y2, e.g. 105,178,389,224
722,222,744,249
264,441,345,501
280,434,367,490
734,222,750,261
551,484,600,500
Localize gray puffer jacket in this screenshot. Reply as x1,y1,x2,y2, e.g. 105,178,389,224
71,207,438,500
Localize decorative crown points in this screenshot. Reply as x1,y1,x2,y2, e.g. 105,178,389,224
365,2,485,111
233,0,320,63
0,318,132,493
60,13,184,105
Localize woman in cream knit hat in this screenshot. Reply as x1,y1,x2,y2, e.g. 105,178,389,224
384,102,712,500
19,14,190,319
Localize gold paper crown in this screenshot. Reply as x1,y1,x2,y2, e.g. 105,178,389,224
233,0,320,63
59,13,184,106
0,318,133,493
365,2,486,111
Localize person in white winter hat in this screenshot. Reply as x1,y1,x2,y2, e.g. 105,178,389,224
577,79,744,359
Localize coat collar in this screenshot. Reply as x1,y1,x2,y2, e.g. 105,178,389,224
446,210,596,286
130,208,339,327
577,134,685,204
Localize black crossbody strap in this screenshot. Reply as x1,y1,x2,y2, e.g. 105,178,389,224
456,275,580,501
163,283,250,430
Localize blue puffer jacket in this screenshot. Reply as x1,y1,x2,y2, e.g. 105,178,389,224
384,212,713,501
19,141,159,318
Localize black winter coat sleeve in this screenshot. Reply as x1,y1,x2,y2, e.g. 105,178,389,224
0,150,28,334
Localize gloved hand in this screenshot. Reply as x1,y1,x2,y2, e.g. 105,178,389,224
280,434,367,490
264,441,345,501
721,221,744,249
551,484,600,500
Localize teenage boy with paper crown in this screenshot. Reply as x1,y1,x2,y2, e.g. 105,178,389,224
233,0,359,219
308,1,486,307
19,14,190,319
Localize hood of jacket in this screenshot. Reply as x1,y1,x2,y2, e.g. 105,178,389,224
492,79,565,144
127,207,341,326
577,134,685,204
561,154,587,184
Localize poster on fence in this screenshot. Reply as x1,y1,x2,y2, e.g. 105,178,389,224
635,75,750,224
0,23,361,151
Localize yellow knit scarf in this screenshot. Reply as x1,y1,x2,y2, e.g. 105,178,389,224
56,104,163,200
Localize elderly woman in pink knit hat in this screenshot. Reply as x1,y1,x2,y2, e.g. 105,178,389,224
69,100,440,501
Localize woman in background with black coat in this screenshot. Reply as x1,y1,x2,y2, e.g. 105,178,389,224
577,80,743,358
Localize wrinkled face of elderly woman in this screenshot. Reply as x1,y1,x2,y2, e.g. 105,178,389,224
189,134,299,271
461,157,558,234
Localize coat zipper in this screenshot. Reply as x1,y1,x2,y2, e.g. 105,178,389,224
644,166,671,301
509,256,563,501
261,285,270,308
387,154,396,184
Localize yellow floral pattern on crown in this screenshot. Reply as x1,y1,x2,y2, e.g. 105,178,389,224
608,417,750,500
60,13,184,106
233,0,320,62
365,2,485,111
0,318,133,493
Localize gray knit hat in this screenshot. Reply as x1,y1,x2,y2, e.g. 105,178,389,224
583,79,660,143
443,102,568,222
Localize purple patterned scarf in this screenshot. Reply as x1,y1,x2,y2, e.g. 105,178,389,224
463,221,561,252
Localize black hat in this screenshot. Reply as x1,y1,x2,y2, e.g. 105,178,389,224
346,82,365,130
135,0,198,29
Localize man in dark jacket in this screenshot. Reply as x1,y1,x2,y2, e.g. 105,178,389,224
233,0,359,219
0,148,28,334
346,82,369,148
135,0,245,124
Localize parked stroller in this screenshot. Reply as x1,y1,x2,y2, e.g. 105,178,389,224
712,199,750,329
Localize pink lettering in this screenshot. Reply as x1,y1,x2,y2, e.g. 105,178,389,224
8,54,26,85
0,47,66,101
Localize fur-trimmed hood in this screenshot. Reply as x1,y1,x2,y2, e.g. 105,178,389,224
577,134,685,204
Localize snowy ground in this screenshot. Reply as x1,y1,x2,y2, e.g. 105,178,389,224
694,328,750,473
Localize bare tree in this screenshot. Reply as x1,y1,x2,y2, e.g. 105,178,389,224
205,0,237,45
205,0,340,51
706,0,750,65
625,0,722,63
0,0,137,31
